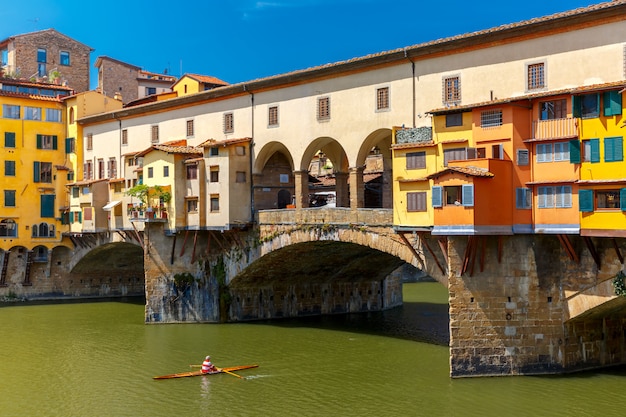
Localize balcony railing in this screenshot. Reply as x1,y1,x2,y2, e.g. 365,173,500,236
532,118,578,140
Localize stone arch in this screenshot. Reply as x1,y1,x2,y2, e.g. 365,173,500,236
355,128,393,208
70,241,143,274
300,137,349,208
253,141,296,211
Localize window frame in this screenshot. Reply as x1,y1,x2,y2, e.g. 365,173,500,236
268,105,279,127
527,62,546,91
223,112,234,133
407,191,427,212
442,75,461,104
376,86,390,111
317,97,330,121
406,151,426,170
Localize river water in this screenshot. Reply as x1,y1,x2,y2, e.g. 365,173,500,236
1,282,625,417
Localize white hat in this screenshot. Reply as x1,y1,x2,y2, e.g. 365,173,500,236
206,356,210,360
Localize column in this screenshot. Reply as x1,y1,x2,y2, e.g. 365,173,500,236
334,171,349,208
349,166,364,209
293,170,309,208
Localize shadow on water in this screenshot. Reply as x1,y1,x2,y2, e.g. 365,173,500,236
252,301,450,346
0,296,146,308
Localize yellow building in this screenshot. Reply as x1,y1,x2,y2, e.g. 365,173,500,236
0,78,74,254
171,74,229,97
575,82,626,237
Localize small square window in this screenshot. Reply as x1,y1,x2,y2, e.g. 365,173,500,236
186,120,194,137
527,62,545,90
317,97,330,120
443,76,460,104
268,106,278,126
210,195,220,212
60,51,70,66
376,87,389,111
151,125,159,144
223,113,234,133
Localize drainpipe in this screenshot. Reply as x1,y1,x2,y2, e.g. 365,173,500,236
243,85,255,222
405,48,416,128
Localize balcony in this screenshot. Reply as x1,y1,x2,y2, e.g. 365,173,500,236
532,118,578,140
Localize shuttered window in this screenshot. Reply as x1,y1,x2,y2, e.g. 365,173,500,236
462,184,474,207
603,91,622,117
406,152,426,169
569,140,581,163
432,186,442,208
604,137,623,162
516,188,532,209
40,194,55,218
407,192,426,212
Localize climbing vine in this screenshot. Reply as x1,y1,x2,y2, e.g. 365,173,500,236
613,271,626,297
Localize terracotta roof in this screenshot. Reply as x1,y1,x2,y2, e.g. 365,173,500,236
526,179,578,185
398,177,429,183
108,178,125,183
441,138,469,144
391,141,436,149
184,157,204,164
427,166,495,179
577,178,626,185
136,144,202,157
199,137,252,147
66,178,109,186
184,73,229,86
430,80,626,114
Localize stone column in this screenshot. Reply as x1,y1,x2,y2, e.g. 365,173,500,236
349,166,364,209
293,170,309,208
335,171,349,208
381,167,393,208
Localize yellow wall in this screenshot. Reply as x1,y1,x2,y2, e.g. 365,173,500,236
172,76,202,97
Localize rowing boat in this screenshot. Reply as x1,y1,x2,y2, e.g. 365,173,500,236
153,364,258,380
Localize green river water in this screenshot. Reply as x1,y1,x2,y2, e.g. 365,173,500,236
1,282,625,417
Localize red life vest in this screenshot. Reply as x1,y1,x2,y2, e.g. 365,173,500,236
201,358,214,373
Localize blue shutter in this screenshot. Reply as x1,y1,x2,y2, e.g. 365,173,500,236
579,189,594,212
590,139,600,163
613,137,623,162
40,195,55,218
33,161,40,182
52,135,57,150
5,132,15,147
621,189,626,211
569,140,581,164
432,186,442,208
462,184,474,207
604,91,622,117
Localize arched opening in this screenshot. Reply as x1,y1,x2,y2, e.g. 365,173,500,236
277,189,292,209
253,142,295,211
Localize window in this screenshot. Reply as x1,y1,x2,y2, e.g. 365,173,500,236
187,198,198,213
146,87,156,96
537,186,572,208
527,62,545,90
223,112,234,133
36,135,57,150
480,110,503,128
65,137,75,154
573,94,600,119
446,113,463,127
236,146,246,156
492,144,503,159
596,189,621,209
210,195,220,212
186,120,194,137
147,167,153,178
163,166,169,177
517,149,529,166
268,105,279,126
32,223,55,238
0,219,17,237
84,161,93,180
604,137,623,162
186,164,198,180
516,188,532,209
4,190,15,207
536,143,553,163
443,76,460,104
46,108,61,122
554,142,570,161
209,147,219,157
476,148,486,158
5,160,15,176
582,139,600,163
539,99,566,120
60,51,70,66
98,159,104,179
376,87,389,111
108,158,117,178
443,148,467,166
407,192,426,212
433,184,474,207
37,48,46,76
3,104,20,119
4,132,15,148
317,97,330,120
122,129,128,145
151,125,159,144
24,107,41,120
210,167,219,182
33,162,52,183
72,187,79,198
86,133,93,150
236,171,246,183
69,107,75,124
40,194,54,218
406,151,426,169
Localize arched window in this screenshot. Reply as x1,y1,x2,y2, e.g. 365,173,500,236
39,223,49,237
69,107,75,124
32,224,39,237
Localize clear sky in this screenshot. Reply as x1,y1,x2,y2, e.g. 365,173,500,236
1,0,600,89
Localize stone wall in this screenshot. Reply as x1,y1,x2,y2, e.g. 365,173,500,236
97,57,139,104
448,234,626,377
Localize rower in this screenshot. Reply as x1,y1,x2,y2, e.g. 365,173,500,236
201,355,217,374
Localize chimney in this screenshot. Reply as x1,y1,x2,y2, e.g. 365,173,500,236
113,91,122,101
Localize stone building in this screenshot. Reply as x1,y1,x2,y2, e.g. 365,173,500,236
0,28,92,92
94,56,177,105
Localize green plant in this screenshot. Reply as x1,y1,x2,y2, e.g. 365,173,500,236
126,184,150,205
613,271,626,297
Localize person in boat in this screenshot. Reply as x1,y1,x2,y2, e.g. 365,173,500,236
201,356,218,374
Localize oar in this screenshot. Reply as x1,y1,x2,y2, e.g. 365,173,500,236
216,367,244,379
189,364,202,368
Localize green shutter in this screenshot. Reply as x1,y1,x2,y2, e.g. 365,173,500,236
605,137,615,162
432,186,442,208
579,189,594,212
40,195,55,218
590,139,600,163
621,189,626,211
33,161,40,182
36,134,42,149
572,95,581,118
462,184,474,207
5,132,15,147
52,135,57,150
569,139,581,164
612,137,623,162
604,91,622,117
78,211,82,223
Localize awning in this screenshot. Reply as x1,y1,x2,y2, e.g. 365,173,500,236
102,201,121,211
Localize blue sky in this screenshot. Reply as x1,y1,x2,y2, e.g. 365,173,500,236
1,0,599,89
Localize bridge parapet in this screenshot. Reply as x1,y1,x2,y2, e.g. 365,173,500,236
258,207,392,227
